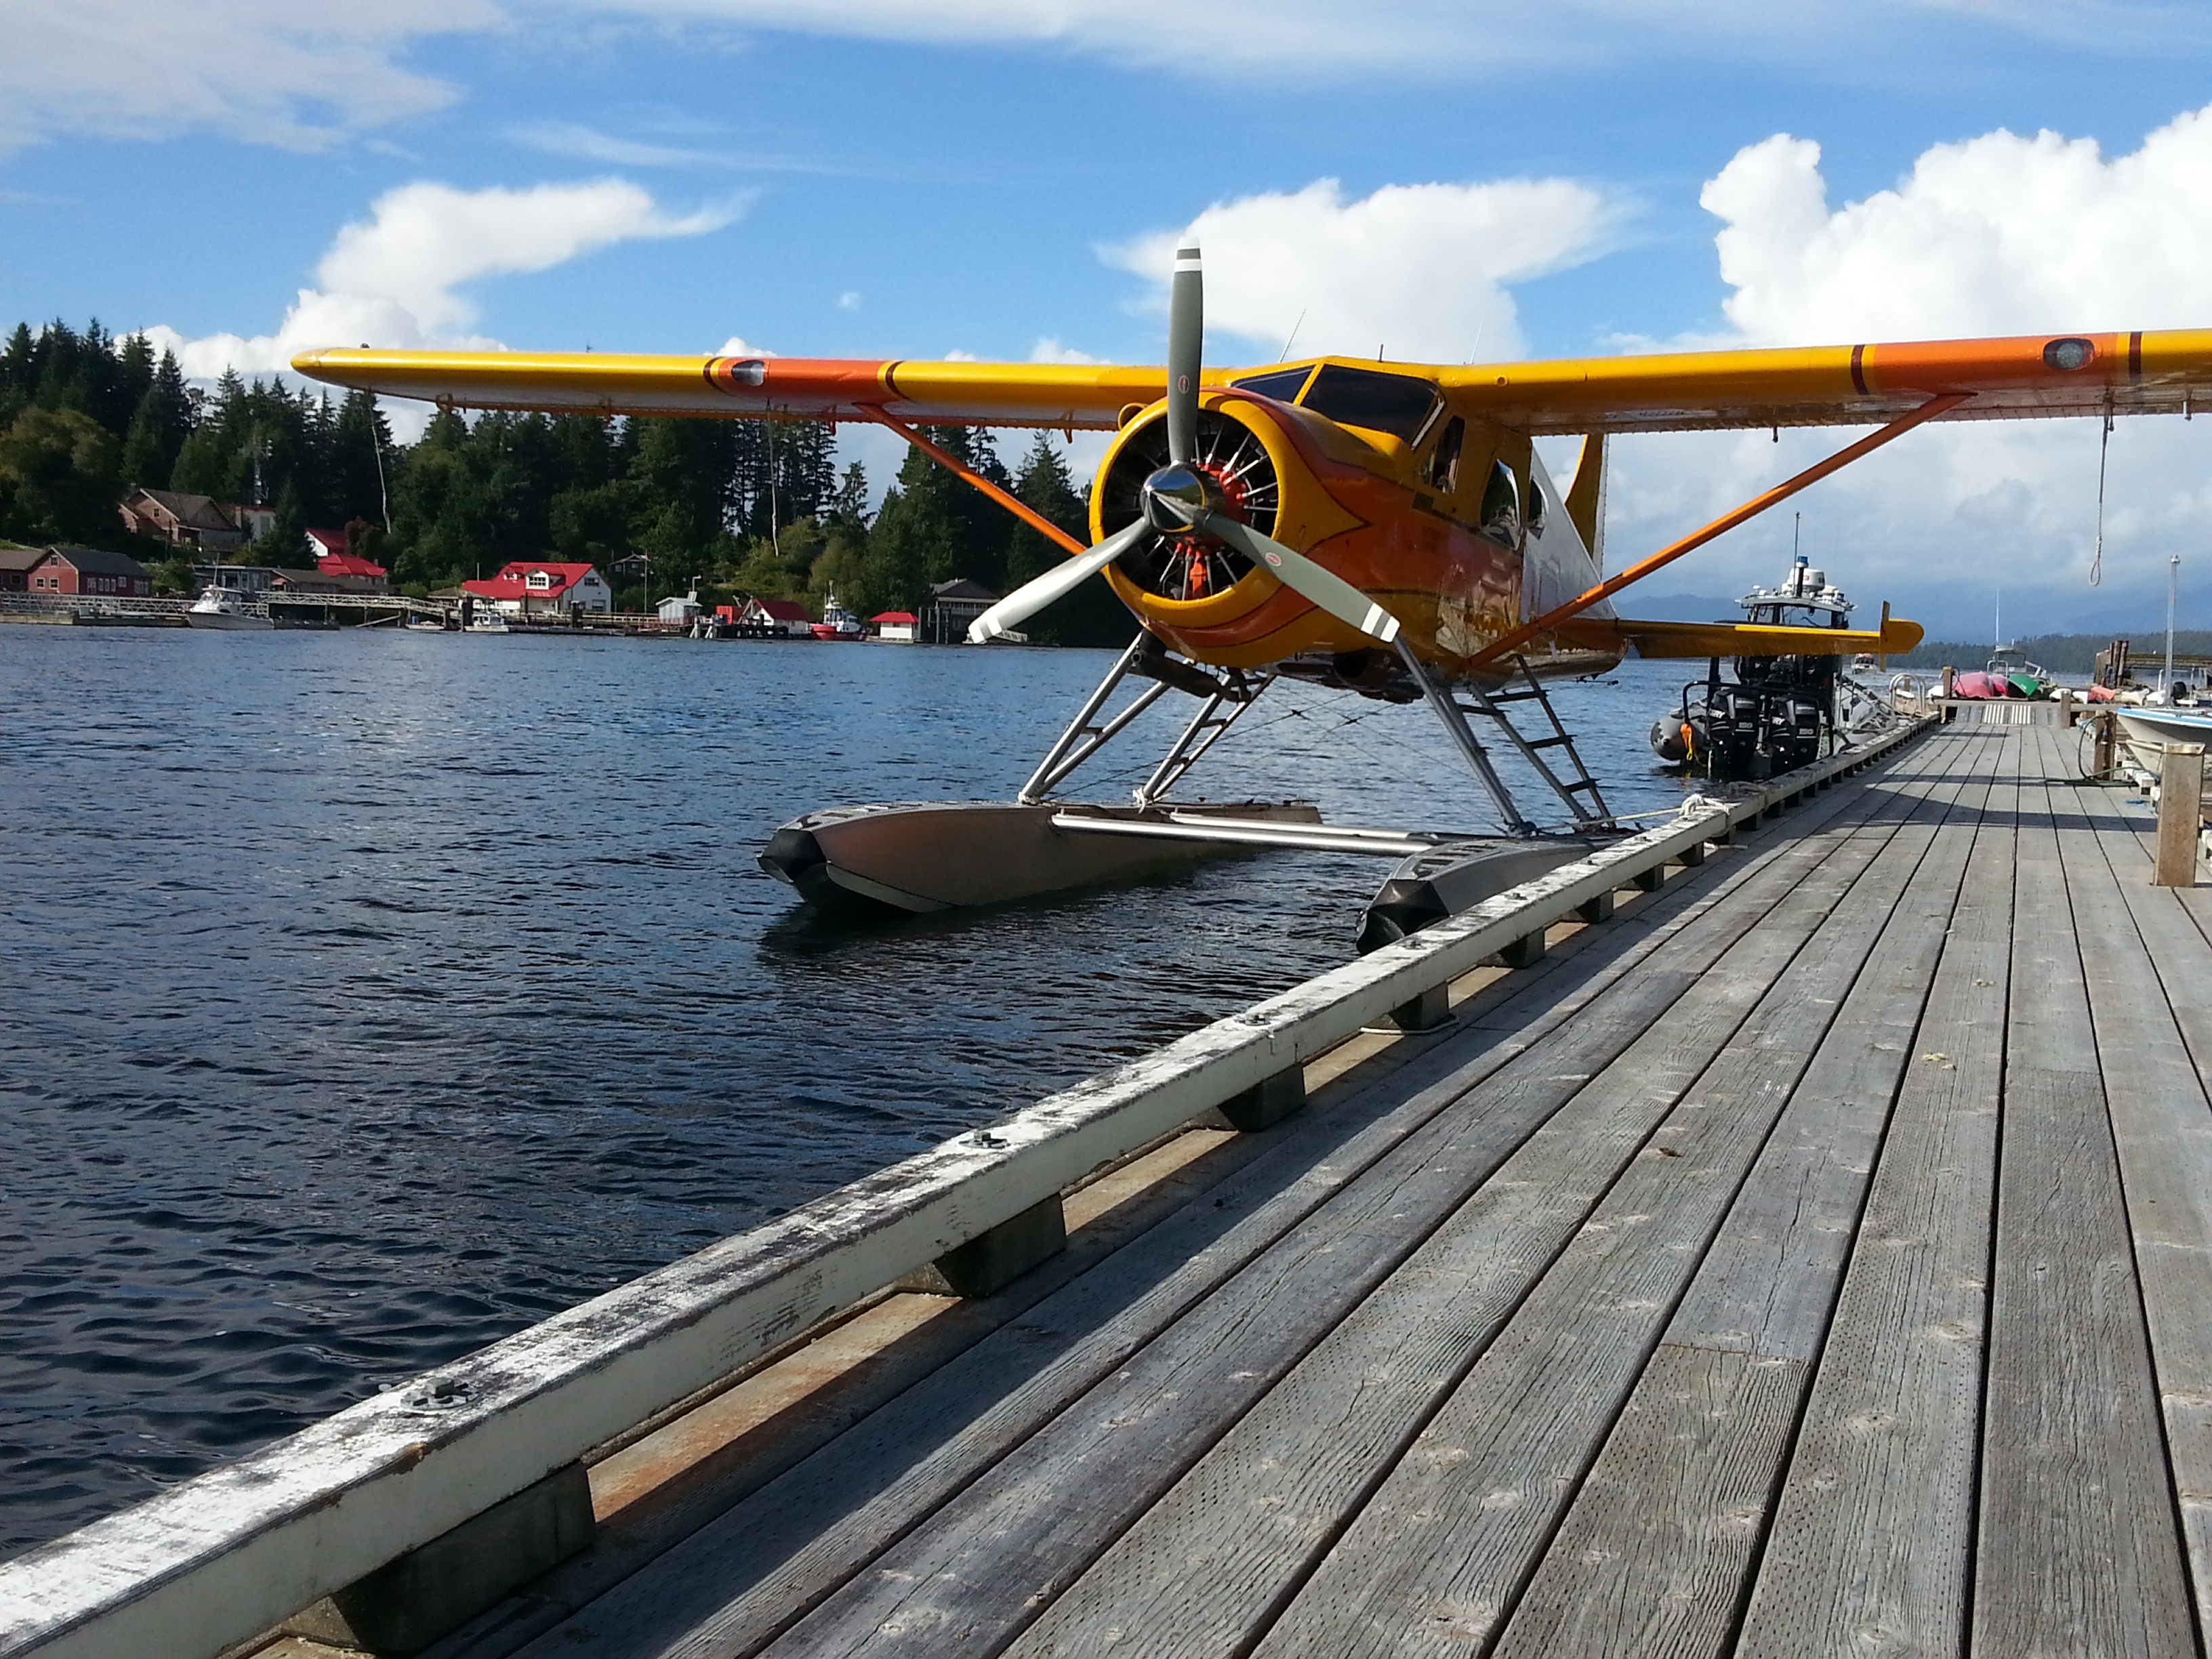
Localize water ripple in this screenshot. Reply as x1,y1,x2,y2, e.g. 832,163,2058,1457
0,628,1693,1555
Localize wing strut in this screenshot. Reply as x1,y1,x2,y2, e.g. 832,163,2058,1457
1465,392,1970,670
861,406,1088,558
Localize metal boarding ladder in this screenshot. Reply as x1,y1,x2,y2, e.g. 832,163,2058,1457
1395,642,1612,834
1469,658,1614,825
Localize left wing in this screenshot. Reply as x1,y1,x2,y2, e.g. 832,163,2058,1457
289,348,1158,430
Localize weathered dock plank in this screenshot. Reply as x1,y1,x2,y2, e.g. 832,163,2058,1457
2050,729,2212,1643
998,820,1927,1657
1970,741,2194,1659
1730,735,2015,1659
1484,731,2003,1659
1231,734,1997,1659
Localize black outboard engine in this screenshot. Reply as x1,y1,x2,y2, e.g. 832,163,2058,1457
1651,556,1850,782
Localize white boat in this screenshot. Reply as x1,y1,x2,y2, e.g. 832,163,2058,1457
465,609,510,634
184,586,273,630
2114,703,2212,779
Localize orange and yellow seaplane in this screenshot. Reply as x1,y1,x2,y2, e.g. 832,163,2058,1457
294,248,2211,928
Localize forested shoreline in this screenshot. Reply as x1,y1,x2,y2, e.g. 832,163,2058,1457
0,319,1130,644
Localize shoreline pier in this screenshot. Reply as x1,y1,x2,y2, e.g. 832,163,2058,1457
4,713,2207,1658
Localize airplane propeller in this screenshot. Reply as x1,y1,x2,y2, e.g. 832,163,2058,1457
968,246,1404,647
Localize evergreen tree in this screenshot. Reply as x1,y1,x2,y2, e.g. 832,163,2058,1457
864,426,1015,609
0,407,121,544
330,391,395,529
253,476,308,566
119,350,191,489
827,461,872,534
1006,431,1128,646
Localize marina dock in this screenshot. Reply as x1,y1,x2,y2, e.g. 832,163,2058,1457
6,714,2210,1658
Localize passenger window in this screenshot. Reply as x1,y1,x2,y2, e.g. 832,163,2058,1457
1479,459,1520,546
1427,417,1465,495
1525,476,1548,539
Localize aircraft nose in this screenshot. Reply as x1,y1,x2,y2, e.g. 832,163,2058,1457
1140,464,1220,533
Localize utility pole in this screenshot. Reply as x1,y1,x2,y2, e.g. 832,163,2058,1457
2167,552,2181,698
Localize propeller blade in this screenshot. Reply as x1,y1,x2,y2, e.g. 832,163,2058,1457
967,518,1153,642
1193,510,1403,644
1167,245,1202,467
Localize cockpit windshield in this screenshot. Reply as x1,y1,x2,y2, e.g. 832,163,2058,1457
1229,367,1313,403
1297,365,1441,442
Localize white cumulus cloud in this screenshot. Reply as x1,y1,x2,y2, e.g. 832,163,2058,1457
1704,112,2212,342
1029,337,1102,365
315,179,735,333
1604,108,2212,638
1105,177,1621,367
139,179,737,435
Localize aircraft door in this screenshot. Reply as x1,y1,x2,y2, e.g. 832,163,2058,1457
1520,446,1610,622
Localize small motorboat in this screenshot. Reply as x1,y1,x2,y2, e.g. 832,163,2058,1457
2113,703,2212,781
1649,555,1858,779
184,586,274,630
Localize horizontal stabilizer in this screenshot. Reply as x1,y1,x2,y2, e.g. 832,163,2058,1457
1557,613,1925,660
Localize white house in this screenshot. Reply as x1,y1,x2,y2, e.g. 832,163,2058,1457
462,562,614,617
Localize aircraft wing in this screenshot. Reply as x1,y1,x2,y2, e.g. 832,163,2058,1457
1433,329,2212,435
288,348,1160,430
1557,615,1927,660
293,327,2212,434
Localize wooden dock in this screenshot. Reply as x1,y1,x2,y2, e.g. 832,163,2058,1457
326,718,2196,1659
12,715,2211,1659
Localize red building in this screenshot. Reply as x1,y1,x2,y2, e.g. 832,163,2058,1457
741,596,815,636
304,529,390,588
23,546,153,596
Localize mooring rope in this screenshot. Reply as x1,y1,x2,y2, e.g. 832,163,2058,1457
2089,407,2112,587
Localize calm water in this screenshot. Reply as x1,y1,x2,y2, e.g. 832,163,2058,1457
0,626,1696,1555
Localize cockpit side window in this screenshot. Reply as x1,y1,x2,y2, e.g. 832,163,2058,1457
1525,474,1548,539
1427,416,1465,495
1229,367,1313,402
1479,459,1521,547
1299,365,1441,442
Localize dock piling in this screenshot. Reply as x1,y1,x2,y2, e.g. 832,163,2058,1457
2154,743,2204,886
900,1195,1069,1298
1217,1067,1308,1132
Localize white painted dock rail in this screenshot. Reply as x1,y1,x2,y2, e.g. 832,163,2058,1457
0,718,1927,1659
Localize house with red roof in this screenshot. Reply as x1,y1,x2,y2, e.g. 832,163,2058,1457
461,560,613,617
741,596,815,637
870,610,918,642
304,529,390,589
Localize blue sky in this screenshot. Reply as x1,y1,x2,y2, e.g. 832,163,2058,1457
7,1,2212,637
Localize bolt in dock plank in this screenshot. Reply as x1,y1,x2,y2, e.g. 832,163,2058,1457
398,724,2209,1659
